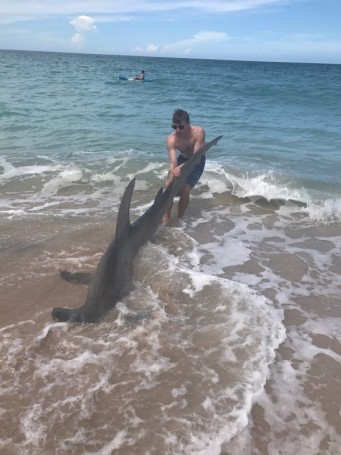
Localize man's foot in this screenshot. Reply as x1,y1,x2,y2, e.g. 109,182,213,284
175,218,186,227
162,216,171,225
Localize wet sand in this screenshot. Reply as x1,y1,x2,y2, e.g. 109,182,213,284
0,213,340,454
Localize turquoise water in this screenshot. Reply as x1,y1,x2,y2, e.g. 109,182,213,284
0,50,340,455
1,50,341,214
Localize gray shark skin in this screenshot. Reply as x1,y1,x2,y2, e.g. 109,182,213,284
51,135,222,323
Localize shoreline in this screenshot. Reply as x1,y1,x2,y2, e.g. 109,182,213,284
1,210,340,454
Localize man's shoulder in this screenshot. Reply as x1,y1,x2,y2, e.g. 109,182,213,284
191,125,205,138
167,132,177,144
191,124,204,132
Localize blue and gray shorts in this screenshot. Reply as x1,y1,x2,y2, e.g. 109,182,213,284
177,154,206,187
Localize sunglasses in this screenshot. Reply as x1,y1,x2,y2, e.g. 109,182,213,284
171,124,185,130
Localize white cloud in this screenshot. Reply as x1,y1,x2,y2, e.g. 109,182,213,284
163,30,229,54
70,15,97,47
91,15,133,23
133,44,158,54
70,15,97,32
71,33,82,44
147,44,158,52
0,15,36,25
191,31,229,43
0,1,292,20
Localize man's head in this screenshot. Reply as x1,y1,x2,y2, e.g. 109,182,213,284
172,109,190,133
172,109,190,124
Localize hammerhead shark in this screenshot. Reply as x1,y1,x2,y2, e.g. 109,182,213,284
51,135,222,323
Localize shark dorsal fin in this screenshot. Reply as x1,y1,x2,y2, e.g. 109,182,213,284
115,178,136,239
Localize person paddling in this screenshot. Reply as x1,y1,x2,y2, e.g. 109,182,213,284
134,70,145,80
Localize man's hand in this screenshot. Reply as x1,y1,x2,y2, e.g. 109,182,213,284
164,172,174,189
164,163,184,189
173,165,182,177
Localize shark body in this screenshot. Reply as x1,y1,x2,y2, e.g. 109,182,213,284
51,135,222,323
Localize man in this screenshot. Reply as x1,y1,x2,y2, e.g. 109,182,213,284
134,70,145,80
162,109,206,224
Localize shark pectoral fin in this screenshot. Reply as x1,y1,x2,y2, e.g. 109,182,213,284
115,178,136,239
59,270,93,285
52,306,102,323
52,307,80,322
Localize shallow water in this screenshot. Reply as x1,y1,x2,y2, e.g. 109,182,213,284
0,50,340,454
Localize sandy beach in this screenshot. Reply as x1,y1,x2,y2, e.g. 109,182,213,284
1,208,340,454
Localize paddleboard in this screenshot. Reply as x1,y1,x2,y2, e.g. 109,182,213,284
119,75,153,82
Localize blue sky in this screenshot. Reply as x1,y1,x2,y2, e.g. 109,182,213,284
0,0,340,63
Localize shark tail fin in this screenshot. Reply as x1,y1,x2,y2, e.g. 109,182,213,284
210,135,223,146
115,178,136,239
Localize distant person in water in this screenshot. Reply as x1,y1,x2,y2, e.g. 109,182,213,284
134,70,145,80
162,109,206,224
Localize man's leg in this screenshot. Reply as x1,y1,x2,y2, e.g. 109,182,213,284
177,184,192,219
162,174,175,225
162,199,173,224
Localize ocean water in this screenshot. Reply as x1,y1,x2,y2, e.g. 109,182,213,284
0,49,340,454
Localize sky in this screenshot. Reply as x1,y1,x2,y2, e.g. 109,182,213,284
0,0,340,64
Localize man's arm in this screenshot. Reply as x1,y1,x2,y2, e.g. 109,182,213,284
193,127,206,154
167,137,178,172
164,136,178,187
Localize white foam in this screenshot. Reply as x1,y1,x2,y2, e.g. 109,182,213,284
127,162,164,179
306,197,341,223
39,169,83,196
0,158,61,183
228,170,308,202
201,162,311,204
91,172,122,184
182,271,216,296
20,404,46,447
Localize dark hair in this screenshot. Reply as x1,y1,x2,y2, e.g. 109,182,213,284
172,109,190,124
141,70,145,73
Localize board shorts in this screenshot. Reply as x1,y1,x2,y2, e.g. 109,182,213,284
177,154,206,188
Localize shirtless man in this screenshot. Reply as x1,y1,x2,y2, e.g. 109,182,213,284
134,70,145,80
162,109,206,224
